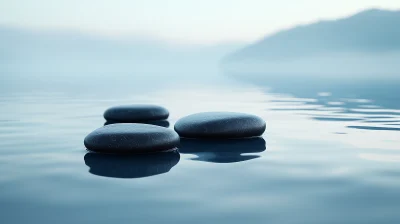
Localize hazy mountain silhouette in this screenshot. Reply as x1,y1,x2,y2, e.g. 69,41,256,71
222,8,400,78
224,9,400,61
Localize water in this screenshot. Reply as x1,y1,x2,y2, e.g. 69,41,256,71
1,74,400,224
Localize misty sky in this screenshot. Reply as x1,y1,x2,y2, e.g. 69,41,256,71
1,0,399,44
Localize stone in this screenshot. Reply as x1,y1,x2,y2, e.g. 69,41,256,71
174,112,266,139
103,104,169,122
178,137,266,163
84,150,180,178
84,123,180,154
104,119,170,128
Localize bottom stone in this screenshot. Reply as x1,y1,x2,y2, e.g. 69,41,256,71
84,123,180,154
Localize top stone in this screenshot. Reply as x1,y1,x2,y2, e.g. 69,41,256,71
174,112,266,139
103,104,169,122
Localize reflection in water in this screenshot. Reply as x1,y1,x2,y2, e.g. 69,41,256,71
312,117,363,122
363,119,400,123
347,125,400,131
84,150,180,178
178,137,266,163
104,119,170,128
386,123,400,126
235,77,400,132
253,77,400,109
2,79,400,224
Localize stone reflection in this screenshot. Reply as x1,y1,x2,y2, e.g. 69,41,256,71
178,137,266,163
84,150,180,178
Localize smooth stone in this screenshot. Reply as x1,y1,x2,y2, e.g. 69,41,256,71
84,150,180,178
103,104,169,122
84,123,180,154
178,137,266,163
104,119,170,128
174,112,266,139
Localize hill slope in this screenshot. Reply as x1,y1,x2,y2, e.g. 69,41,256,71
224,9,400,62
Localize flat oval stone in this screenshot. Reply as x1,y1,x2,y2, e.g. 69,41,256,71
84,123,180,154
104,119,170,128
174,112,266,139
103,104,169,122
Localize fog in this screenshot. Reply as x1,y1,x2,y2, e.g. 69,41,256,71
221,51,400,80
0,26,241,93
2,8,400,95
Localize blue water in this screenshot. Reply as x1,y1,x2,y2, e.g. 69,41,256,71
1,75,400,224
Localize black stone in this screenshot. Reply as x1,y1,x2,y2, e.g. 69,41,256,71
84,123,180,154
178,137,266,163
84,150,180,178
104,104,169,122
104,119,170,128
174,112,266,139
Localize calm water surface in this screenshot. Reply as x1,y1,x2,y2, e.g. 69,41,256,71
1,75,400,224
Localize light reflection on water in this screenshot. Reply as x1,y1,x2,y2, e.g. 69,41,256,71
268,94,400,131
0,77,400,223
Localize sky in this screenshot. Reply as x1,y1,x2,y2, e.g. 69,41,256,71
1,0,400,44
